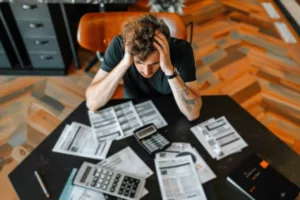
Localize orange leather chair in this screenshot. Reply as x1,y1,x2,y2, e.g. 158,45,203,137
77,12,193,72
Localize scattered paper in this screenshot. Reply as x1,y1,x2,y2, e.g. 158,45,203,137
135,100,168,129
97,146,153,178
156,143,216,184
262,3,280,19
191,116,248,160
275,22,297,43
88,107,124,143
114,101,143,139
53,122,111,160
155,156,207,200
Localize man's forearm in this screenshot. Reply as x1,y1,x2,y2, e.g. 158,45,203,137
168,76,202,121
86,60,130,111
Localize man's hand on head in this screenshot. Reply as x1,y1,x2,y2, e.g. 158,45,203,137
121,46,133,67
153,31,174,76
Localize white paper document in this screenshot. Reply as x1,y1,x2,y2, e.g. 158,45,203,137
156,143,216,184
262,3,280,19
88,107,124,143
53,122,111,160
97,146,153,178
275,22,297,43
135,100,168,129
155,156,207,200
114,101,143,139
191,118,218,159
191,116,248,160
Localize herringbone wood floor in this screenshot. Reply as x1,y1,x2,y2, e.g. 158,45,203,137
1,0,300,199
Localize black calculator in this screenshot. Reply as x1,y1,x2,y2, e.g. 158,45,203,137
133,124,171,155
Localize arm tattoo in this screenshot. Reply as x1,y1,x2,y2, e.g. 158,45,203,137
181,87,198,112
177,77,201,113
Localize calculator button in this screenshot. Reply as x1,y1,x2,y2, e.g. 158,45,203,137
116,174,121,178
124,191,129,196
99,178,103,183
130,192,136,198
103,169,107,174
93,177,98,182
108,171,113,176
118,189,124,195
110,188,115,192
96,183,101,188
91,181,96,187
95,172,100,177
102,185,107,190
106,176,110,180
104,181,109,185
97,168,102,173
101,174,105,179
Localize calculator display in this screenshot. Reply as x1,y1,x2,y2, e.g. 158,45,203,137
136,126,156,139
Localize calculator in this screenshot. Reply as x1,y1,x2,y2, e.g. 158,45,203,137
73,162,146,200
133,124,171,155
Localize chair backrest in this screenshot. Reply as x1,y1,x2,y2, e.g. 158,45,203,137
77,12,186,52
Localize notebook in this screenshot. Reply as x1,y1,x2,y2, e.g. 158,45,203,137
227,154,299,200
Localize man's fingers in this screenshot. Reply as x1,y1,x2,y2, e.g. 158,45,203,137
153,41,163,54
155,32,168,45
154,36,169,52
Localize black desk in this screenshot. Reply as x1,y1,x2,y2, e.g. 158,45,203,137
9,95,300,200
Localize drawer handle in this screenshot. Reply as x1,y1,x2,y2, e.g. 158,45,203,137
34,40,49,45
22,4,38,10
29,23,43,28
40,55,53,60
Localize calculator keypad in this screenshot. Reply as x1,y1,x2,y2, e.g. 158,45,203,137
118,176,141,198
91,168,113,190
142,133,170,153
90,169,140,199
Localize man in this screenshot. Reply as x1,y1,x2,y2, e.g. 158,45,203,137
86,14,202,121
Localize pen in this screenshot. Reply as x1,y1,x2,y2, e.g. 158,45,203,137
34,170,50,199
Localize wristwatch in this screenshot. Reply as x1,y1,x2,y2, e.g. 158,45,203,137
165,67,179,79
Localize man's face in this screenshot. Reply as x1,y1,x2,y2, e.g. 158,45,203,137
133,51,160,78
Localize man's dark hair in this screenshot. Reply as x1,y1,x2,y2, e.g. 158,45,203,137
121,14,170,61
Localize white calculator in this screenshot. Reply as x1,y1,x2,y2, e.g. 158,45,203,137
133,124,171,155
73,162,146,200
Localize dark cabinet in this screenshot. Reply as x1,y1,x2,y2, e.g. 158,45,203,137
0,41,10,68
0,3,72,75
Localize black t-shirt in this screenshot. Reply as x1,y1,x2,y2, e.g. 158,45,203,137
101,35,196,98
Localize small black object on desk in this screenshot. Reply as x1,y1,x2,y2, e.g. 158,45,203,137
9,95,300,200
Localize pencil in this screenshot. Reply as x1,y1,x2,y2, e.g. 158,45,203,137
34,170,50,199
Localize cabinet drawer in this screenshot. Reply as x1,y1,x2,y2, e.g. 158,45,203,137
29,53,64,69
24,37,60,52
16,20,55,37
10,3,51,20
0,53,11,68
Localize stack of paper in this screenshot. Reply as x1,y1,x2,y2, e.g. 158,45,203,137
88,100,168,143
190,116,248,160
59,147,153,200
155,142,216,184
155,155,207,200
53,122,112,160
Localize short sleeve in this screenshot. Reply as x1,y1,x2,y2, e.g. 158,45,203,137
177,43,196,83
101,36,124,72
